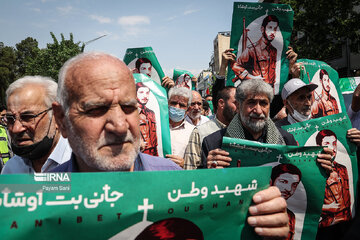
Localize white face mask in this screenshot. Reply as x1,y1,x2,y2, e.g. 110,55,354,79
288,102,311,122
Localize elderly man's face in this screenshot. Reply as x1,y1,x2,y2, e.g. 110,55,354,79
57,57,141,171
7,84,55,147
240,93,270,133
287,87,314,116
187,91,203,120
274,173,300,200
139,63,152,77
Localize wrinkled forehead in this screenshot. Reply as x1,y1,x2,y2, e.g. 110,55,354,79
65,57,135,102
245,93,270,102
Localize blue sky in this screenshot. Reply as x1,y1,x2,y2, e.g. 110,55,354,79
1,0,256,77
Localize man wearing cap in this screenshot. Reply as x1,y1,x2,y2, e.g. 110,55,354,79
278,78,360,239
276,78,318,127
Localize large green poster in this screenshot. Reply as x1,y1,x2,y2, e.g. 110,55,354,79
0,167,271,239
281,112,358,227
227,2,294,95
222,138,326,240
133,73,171,157
298,59,346,119
123,47,165,85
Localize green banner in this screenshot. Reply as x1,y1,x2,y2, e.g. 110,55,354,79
0,167,272,239
123,47,165,85
298,59,346,119
281,112,358,227
173,69,194,90
222,137,326,240
227,2,294,95
339,77,360,94
134,73,171,157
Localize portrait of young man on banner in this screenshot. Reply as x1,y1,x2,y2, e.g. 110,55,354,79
227,2,293,95
175,73,192,89
133,74,172,157
136,82,158,156
232,14,282,90
123,47,165,85
270,163,305,240
311,69,341,118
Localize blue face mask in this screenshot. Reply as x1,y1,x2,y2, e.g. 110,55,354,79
168,106,186,123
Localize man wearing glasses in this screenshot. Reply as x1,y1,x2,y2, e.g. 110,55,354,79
1,76,72,174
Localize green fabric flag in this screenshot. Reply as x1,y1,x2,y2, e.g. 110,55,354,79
298,59,346,118
222,137,326,240
123,47,165,85
339,77,360,94
0,167,272,239
173,69,194,90
281,112,358,228
227,2,294,95
133,73,171,157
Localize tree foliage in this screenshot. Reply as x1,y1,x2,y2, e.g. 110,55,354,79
0,43,16,106
282,0,360,61
26,32,84,80
0,32,84,105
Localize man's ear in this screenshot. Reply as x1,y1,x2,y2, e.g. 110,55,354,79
52,101,68,138
218,98,225,110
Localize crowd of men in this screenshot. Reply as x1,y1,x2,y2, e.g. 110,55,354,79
1,12,360,238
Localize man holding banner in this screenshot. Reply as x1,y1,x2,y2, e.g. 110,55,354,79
51,52,290,238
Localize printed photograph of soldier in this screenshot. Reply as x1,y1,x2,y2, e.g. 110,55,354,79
315,129,351,227
271,163,303,240
175,73,192,89
311,69,341,118
135,58,152,77
136,82,158,156
231,15,282,89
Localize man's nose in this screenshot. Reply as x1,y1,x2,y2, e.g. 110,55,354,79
104,105,129,135
10,119,27,135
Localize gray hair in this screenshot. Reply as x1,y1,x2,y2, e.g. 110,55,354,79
6,76,58,110
168,86,192,106
235,79,274,104
58,51,119,112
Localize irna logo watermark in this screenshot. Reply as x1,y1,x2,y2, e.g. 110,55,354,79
33,173,71,182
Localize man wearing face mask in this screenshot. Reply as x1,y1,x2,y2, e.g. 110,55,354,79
167,87,194,168
276,78,318,127
1,76,72,174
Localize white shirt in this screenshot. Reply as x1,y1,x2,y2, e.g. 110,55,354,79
170,120,195,158
185,115,210,127
1,136,72,174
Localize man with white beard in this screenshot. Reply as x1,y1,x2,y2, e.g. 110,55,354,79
185,91,209,126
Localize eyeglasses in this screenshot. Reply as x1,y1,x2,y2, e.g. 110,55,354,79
5,108,52,126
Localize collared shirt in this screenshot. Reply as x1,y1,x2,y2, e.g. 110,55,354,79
185,115,210,127
170,120,195,158
51,152,182,172
1,136,72,174
184,117,226,169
